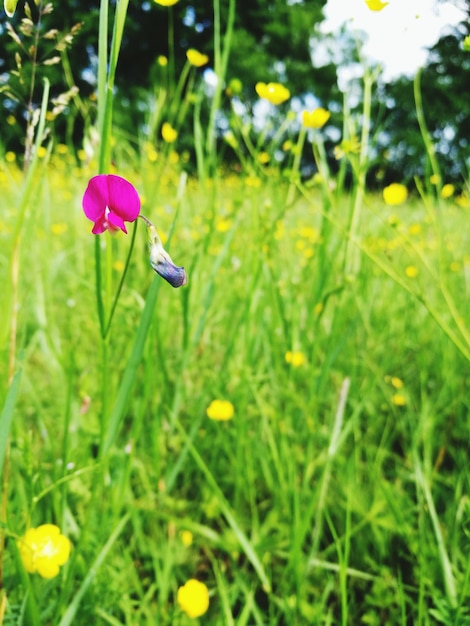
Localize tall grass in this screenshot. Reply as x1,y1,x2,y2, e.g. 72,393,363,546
0,0,469,624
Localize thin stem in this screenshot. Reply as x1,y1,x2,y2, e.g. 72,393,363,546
24,0,44,171
103,221,139,338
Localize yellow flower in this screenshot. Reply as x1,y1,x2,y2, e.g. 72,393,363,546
429,174,440,185
258,151,270,164
390,376,404,389
206,399,234,421
51,222,68,235
440,183,454,199
180,530,193,546
392,394,406,406
186,49,209,67
17,525,71,579
177,579,210,618
365,0,389,11
5,151,16,163
383,183,408,206
158,55,168,67
215,217,232,233
456,193,469,208
285,351,306,367
255,82,290,105
463,35,470,52
301,108,330,129
405,265,418,278
113,260,125,272
153,0,179,5
408,223,422,236
161,122,178,143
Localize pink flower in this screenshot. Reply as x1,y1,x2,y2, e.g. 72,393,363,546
82,174,141,234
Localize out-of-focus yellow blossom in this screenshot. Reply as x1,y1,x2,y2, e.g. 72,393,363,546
186,49,209,67
158,55,168,66
392,394,406,406
462,35,470,51
180,530,193,546
301,108,330,129
440,183,454,199
408,223,422,236
245,175,261,187
177,579,210,618
6,115,16,125
147,147,158,162
282,139,293,151
298,225,318,241
430,174,440,185
51,223,68,235
455,193,469,208
258,151,270,164
215,217,232,233
365,0,388,11
161,122,177,143
37,146,47,159
274,220,284,241
153,0,179,6
255,82,290,105
405,265,418,278
383,183,408,206
113,260,125,272
391,376,404,389
5,151,16,163
206,399,234,421
17,525,71,579
285,351,306,367
169,150,179,164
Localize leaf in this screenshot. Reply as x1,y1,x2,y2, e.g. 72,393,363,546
0,364,22,477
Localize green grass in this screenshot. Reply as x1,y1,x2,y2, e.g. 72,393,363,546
1,149,469,624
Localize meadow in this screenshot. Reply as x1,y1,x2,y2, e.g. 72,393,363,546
1,0,470,624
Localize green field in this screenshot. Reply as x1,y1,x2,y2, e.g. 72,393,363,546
1,147,469,624
1,0,470,623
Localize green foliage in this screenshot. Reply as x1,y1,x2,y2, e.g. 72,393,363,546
1,1,470,622
1,136,470,622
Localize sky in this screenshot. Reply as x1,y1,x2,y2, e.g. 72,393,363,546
320,0,467,81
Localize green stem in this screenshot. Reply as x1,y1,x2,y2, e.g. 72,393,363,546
414,68,441,195
343,67,375,279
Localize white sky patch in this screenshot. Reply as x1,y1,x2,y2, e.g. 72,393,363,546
321,0,466,81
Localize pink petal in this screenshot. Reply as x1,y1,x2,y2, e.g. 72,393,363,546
106,175,141,223
82,175,108,222
91,218,108,235
107,210,127,234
